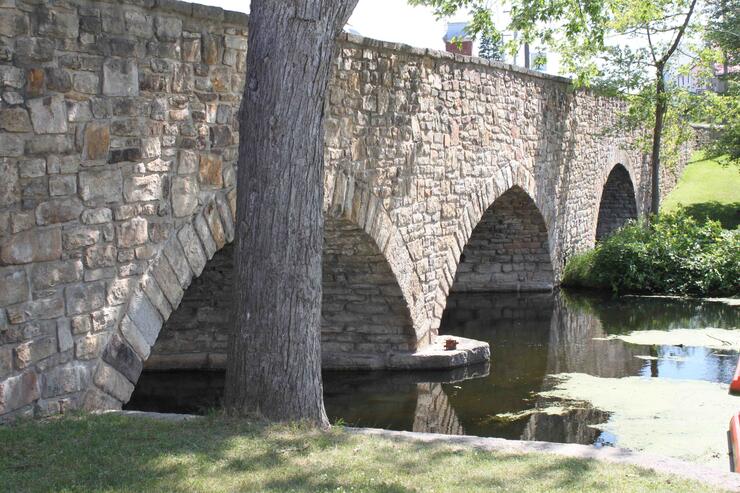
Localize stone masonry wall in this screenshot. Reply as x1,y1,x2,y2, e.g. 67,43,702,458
0,0,689,419
595,164,638,241
451,186,553,292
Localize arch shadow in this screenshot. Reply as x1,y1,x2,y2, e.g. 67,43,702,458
594,163,638,242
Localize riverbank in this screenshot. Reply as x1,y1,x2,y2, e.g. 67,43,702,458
0,412,733,492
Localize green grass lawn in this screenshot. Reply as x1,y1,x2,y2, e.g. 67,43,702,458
0,413,729,492
663,154,740,229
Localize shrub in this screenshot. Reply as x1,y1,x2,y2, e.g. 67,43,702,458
562,210,740,296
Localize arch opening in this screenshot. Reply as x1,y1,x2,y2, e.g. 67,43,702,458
144,218,416,373
451,186,554,293
595,164,638,241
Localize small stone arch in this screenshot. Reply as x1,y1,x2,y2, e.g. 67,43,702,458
595,163,638,241
450,185,554,293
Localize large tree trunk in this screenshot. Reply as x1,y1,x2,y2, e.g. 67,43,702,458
224,0,358,425
650,64,666,215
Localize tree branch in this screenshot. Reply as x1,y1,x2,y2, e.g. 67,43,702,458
660,0,699,65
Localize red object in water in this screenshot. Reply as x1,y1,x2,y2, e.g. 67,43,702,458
729,413,740,472
730,358,740,395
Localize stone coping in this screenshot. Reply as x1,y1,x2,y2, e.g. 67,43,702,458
99,410,740,490
85,0,572,86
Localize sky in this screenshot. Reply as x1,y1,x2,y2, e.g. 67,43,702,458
185,0,459,51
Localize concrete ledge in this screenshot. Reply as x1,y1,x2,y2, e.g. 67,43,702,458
323,335,490,371
347,428,740,491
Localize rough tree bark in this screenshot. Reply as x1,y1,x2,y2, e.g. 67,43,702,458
224,0,358,425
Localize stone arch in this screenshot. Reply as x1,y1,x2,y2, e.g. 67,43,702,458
324,172,429,346
451,185,554,293
83,191,236,411
595,163,638,241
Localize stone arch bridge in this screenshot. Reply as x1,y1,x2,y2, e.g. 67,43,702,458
0,0,686,420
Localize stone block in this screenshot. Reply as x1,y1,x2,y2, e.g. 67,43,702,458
66,100,91,122
0,371,39,415
102,59,139,96
18,158,46,178
199,154,222,187
155,16,182,41
75,332,109,360
106,278,133,306
65,281,106,316
194,213,217,259
49,175,76,197
83,123,111,161
6,297,64,324
1,228,62,265
162,239,192,288
41,362,90,399
127,290,163,347
177,223,207,276
178,150,198,174
57,319,73,352
14,336,56,368
124,175,162,202
152,257,183,307
35,197,84,225
0,108,32,132
0,346,12,380
31,260,83,290
102,333,142,384
117,217,148,248
84,244,117,269
171,176,198,217
45,67,72,92
141,275,172,320
0,159,19,206
74,72,99,94
28,95,68,134
82,387,121,411
81,208,113,225
94,363,134,402
203,201,226,249
121,314,150,360
0,134,24,157
79,169,122,203
0,266,29,306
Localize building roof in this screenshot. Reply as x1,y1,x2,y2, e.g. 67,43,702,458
443,22,471,43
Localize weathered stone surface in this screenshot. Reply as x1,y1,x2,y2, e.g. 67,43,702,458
177,223,207,276
198,154,222,187
0,371,39,415
0,134,24,157
35,197,84,225
124,175,162,202
65,281,106,316
102,59,139,96
127,290,162,347
0,108,32,132
1,228,62,265
0,159,19,206
49,175,76,196
31,260,83,290
79,169,122,203
0,267,29,306
94,363,134,402
83,123,110,160
117,217,148,248
14,336,56,369
75,332,109,360
28,95,68,134
102,333,142,384
171,176,198,217
82,208,113,225
18,158,46,178
41,362,90,399
84,244,117,269
152,256,183,307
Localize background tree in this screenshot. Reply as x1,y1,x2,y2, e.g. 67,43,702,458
479,33,505,61
224,0,358,426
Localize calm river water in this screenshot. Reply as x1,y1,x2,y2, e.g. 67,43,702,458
126,291,739,447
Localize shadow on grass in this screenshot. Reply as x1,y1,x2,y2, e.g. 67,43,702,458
0,413,711,492
680,201,740,230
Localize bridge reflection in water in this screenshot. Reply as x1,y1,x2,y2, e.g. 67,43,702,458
126,291,738,446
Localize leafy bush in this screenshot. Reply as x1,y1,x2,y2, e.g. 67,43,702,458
562,210,740,296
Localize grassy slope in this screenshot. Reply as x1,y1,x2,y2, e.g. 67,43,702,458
662,154,740,229
0,414,727,493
